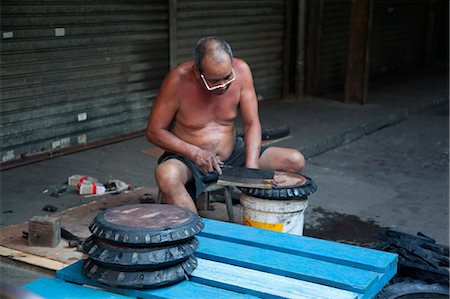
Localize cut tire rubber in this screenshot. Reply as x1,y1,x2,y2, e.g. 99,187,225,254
83,235,199,271
376,280,449,299
239,174,317,200
262,124,290,140
83,255,197,289
236,124,290,141
88,204,204,245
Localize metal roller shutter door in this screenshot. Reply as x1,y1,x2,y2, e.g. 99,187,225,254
1,1,169,164
174,0,286,100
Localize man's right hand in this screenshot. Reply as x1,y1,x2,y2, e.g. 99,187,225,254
192,149,224,174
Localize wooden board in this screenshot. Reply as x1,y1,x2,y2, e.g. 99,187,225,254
0,187,158,266
191,259,357,299
0,247,68,271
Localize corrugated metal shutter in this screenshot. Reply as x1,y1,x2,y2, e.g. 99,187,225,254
1,1,169,164
370,0,428,76
174,0,286,100
319,0,351,93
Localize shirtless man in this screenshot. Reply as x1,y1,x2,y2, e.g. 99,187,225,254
147,36,305,213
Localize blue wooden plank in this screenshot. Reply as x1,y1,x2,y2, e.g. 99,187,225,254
191,258,359,299
56,260,257,299
199,219,398,273
23,277,132,299
361,266,397,299
195,236,379,294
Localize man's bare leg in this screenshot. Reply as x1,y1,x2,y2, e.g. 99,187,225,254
155,159,198,213
258,147,305,173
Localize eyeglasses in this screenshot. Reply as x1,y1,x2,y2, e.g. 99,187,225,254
200,69,236,91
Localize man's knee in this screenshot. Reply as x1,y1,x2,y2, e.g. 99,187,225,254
288,151,305,172
155,161,186,192
260,147,305,172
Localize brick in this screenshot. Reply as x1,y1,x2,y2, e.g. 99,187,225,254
28,216,61,247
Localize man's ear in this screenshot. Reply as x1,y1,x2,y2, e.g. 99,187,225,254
193,65,202,77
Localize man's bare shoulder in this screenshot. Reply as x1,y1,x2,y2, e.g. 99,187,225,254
233,58,252,75
158,61,194,96
233,58,247,67
168,61,194,81
232,58,254,87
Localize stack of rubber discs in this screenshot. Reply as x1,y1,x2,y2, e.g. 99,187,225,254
82,204,204,289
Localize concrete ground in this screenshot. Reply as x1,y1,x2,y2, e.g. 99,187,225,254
0,67,448,287
304,103,449,245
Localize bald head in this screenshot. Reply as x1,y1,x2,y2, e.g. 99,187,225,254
194,36,233,73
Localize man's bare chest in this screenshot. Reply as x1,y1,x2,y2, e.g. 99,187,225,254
176,90,240,128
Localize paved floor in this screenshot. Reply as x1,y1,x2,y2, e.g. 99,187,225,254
0,67,448,286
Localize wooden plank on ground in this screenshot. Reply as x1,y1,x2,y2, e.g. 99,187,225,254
0,246,68,271
57,260,257,299
23,277,133,299
199,218,397,273
191,258,358,299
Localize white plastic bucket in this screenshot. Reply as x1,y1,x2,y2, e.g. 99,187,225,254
240,193,309,236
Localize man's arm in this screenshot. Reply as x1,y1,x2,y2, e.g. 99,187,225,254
146,69,223,174
146,69,194,157
237,60,262,169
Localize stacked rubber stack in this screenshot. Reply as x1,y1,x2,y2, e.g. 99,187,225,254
82,204,204,289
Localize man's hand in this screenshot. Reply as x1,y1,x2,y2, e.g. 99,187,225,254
192,149,224,174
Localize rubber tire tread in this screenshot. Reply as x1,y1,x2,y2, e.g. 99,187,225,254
89,204,204,245
236,124,290,141
239,175,317,200
83,255,197,289
376,280,449,299
83,236,199,271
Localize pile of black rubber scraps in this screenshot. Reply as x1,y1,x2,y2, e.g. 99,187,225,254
82,204,204,289
376,230,448,285
374,230,449,299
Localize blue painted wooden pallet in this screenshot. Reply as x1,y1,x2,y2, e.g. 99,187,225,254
23,218,397,299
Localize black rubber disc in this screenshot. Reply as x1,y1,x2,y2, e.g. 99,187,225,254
236,124,290,141
83,255,197,289
239,173,317,200
83,235,199,271
377,280,449,299
89,204,204,245
261,124,290,140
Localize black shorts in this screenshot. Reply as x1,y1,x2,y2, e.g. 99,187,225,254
158,137,267,199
